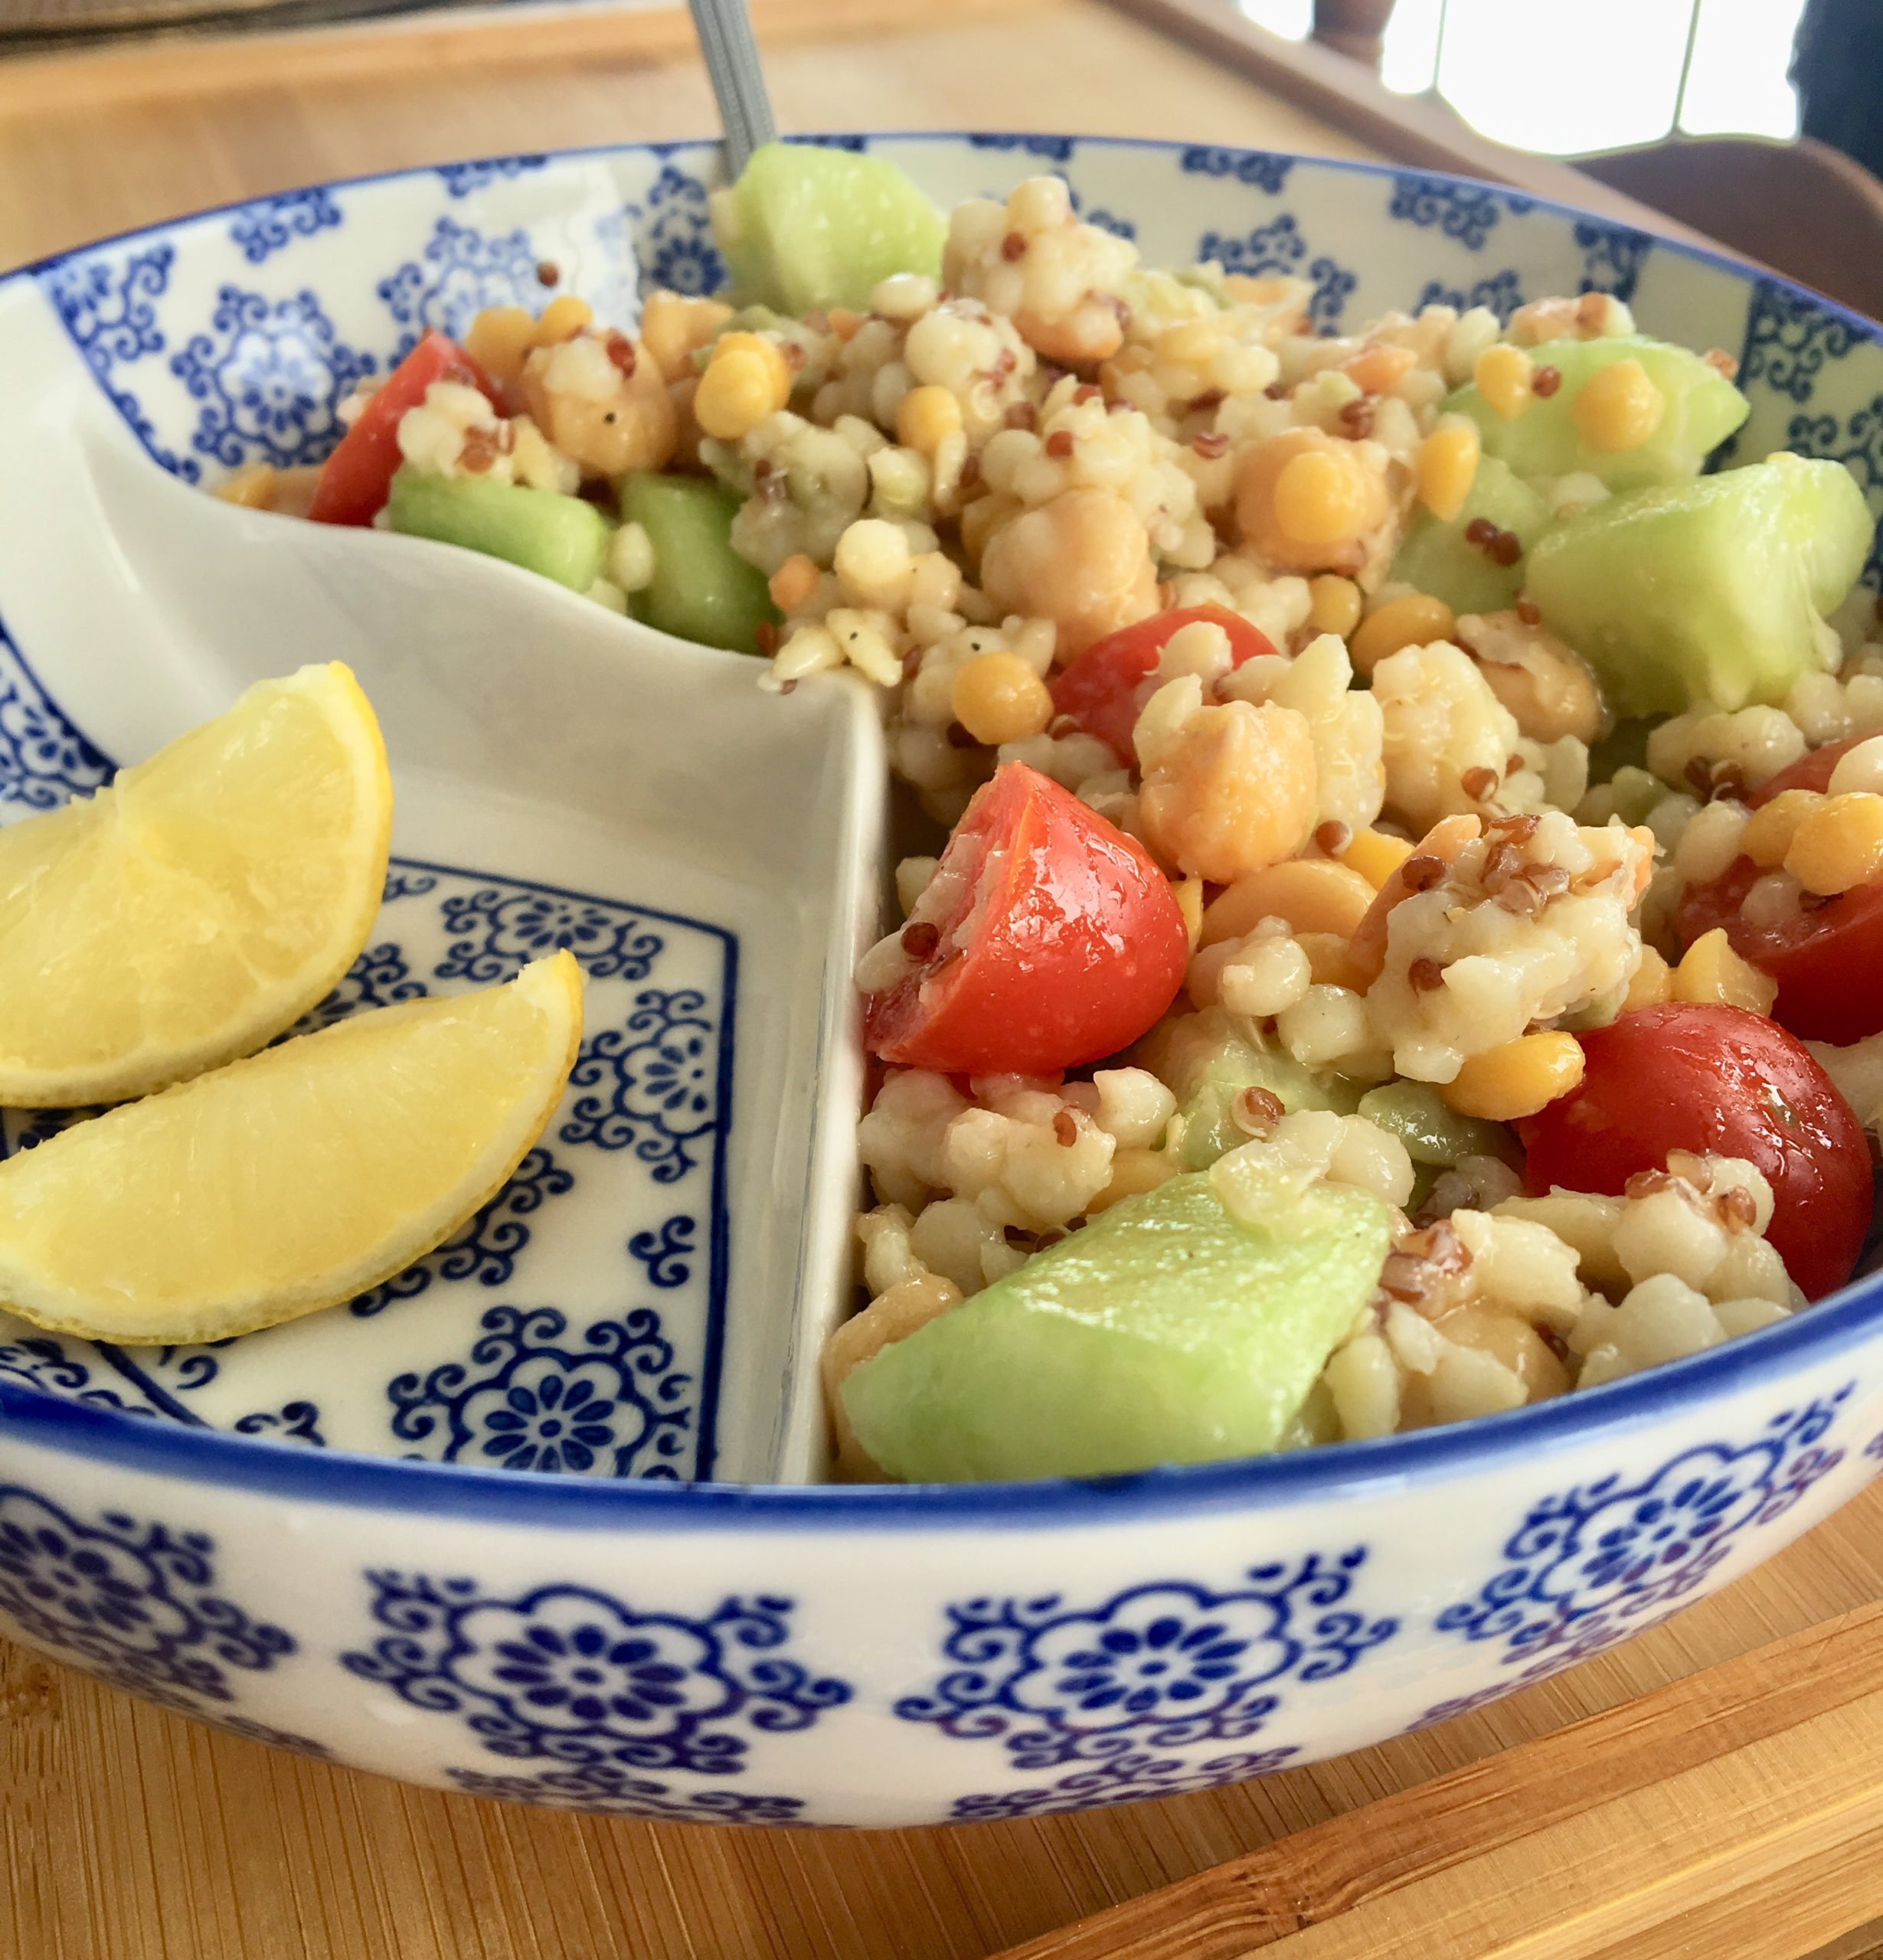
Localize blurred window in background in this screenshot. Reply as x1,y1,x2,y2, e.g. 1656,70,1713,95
1241,0,1816,155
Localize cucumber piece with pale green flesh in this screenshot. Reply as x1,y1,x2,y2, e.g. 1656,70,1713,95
620,472,779,656
841,1171,1391,1482
1357,1082,1512,1169
385,467,610,591
1136,1008,1358,1171
1391,456,1554,615
1527,452,1873,717
1445,335,1748,492
713,142,946,316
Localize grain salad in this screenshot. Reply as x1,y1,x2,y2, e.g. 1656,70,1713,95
247,144,1883,1485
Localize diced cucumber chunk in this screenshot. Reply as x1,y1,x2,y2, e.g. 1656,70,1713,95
1528,452,1873,717
385,468,610,591
1391,456,1555,615
713,141,946,315
1445,335,1748,492
620,472,780,656
1136,1008,1358,1171
1356,1082,1510,1168
841,1171,1391,1481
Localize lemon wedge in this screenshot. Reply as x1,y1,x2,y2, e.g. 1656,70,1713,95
0,662,392,1106
0,951,584,1344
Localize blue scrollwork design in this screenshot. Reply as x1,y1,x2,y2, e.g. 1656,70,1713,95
1179,148,1293,194
950,1745,1296,1821
233,1401,327,1445
382,866,440,903
447,1763,805,1820
1416,269,1525,323
1197,216,1355,330
39,244,197,480
348,1145,576,1318
386,1302,689,1476
627,1214,696,1290
0,1484,293,1704
292,942,427,1037
229,189,343,266
433,887,665,986
558,988,718,1180
1572,219,1652,303
342,1578,850,1774
1422,1391,1852,1724
626,163,724,299
1785,393,1883,584
436,155,549,198
1865,1428,1883,1462
0,620,113,815
969,133,1076,162
378,217,541,359
0,1334,153,1416
170,286,376,469
1388,173,1532,252
1735,279,1859,406
897,1553,1394,1819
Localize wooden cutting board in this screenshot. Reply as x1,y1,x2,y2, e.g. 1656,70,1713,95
2,5,1878,1955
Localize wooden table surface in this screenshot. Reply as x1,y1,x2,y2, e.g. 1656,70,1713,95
2,4,1878,1955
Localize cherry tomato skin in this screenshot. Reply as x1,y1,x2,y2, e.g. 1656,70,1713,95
1048,605,1277,764
862,762,1189,1076
307,331,495,527
1518,1003,1871,1302
1675,738,1883,1043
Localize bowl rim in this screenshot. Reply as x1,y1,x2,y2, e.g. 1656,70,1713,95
2,132,1880,1530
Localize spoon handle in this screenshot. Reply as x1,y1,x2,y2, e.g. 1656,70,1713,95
686,0,778,178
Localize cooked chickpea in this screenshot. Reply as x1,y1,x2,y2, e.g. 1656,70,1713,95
1572,358,1664,452
979,488,1158,657
1234,428,1388,574
1139,699,1319,883
1306,574,1364,639
520,335,677,476
1473,631,1605,745
1349,593,1456,676
950,651,1054,746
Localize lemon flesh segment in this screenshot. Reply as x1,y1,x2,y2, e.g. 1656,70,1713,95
0,951,584,1344
0,662,392,1106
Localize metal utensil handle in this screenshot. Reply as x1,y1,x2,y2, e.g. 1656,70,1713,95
686,0,777,178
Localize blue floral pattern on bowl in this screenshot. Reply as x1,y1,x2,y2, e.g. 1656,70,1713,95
897,1552,1394,1818
342,1576,850,1776
0,1481,291,1707
1418,1390,1852,1725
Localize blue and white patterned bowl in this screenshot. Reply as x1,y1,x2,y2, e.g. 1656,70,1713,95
0,136,1878,1828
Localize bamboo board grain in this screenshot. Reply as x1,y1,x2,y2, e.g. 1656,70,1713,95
992,1605,1883,1959
0,5,1865,1955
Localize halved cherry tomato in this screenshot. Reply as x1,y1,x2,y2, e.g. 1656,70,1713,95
1675,737,1883,1043
1518,1003,1871,1301
1048,605,1277,765
863,761,1188,1076
306,330,495,527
